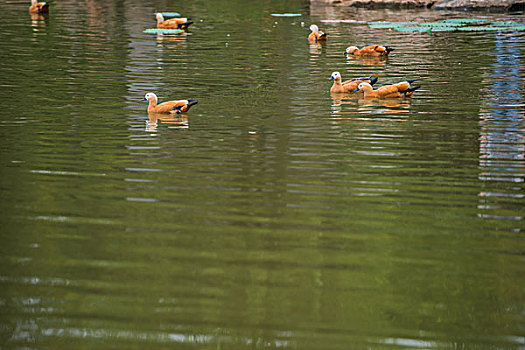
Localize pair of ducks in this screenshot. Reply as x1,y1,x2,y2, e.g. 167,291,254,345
29,2,194,31
329,72,420,98
148,14,194,113
308,25,394,57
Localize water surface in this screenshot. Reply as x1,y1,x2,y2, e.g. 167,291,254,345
0,0,524,348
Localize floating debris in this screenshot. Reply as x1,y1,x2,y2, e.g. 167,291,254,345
160,12,181,17
418,22,463,27
365,18,525,33
490,21,522,26
438,18,487,24
394,26,435,32
458,25,525,31
271,13,301,17
320,19,367,24
143,28,185,34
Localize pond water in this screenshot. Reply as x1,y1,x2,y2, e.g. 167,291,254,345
0,0,524,348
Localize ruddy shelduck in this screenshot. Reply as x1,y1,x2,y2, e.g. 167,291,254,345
156,13,193,30
142,93,198,114
329,72,378,94
29,0,52,14
344,45,394,57
308,24,327,42
353,80,420,98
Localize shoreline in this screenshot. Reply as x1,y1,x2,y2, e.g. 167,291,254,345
310,0,525,11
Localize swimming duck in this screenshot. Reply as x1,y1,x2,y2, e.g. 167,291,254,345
29,0,52,14
329,72,378,94
142,93,198,114
308,25,327,42
353,80,420,98
344,45,394,57
156,13,193,30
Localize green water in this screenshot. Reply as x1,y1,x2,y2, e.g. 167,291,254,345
0,0,524,348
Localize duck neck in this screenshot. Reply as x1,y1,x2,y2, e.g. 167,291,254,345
363,88,372,97
333,77,342,88
148,98,158,111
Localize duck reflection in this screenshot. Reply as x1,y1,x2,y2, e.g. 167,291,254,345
329,92,411,116
155,32,187,51
146,113,189,132
30,12,48,30
345,55,388,66
308,41,324,56
330,92,359,114
356,98,411,113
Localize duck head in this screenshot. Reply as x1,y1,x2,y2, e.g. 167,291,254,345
329,71,341,82
142,92,158,104
353,82,373,93
344,46,359,55
155,13,165,23
309,24,319,33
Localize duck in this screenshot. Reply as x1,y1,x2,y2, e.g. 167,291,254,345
142,93,198,114
29,0,52,14
353,80,420,98
329,72,379,94
308,25,327,42
344,45,394,57
156,13,193,30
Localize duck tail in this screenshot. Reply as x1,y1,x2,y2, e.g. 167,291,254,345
402,85,421,96
370,77,379,86
406,79,418,84
178,22,193,29
385,46,394,53
187,101,199,109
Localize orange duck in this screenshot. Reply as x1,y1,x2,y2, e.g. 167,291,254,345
29,0,52,14
142,93,198,114
344,45,394,57
329,72,378,94
308,25,327,42
156,13,193,30
353,80,420,98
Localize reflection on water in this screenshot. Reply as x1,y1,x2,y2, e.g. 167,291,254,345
308,41,324,56
29,13,47,26
345,55,388,66
146,113,189,131
478,31,524,223
1,0,524,349
330,93,412,116
155,32,188,47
